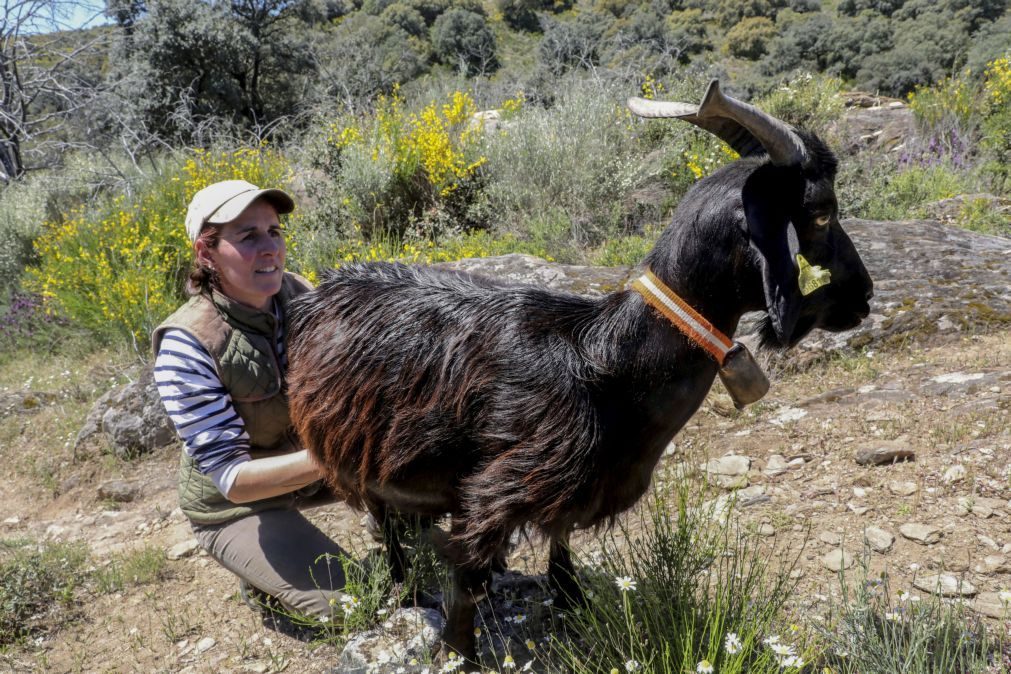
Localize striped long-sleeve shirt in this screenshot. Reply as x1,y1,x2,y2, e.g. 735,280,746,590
154,307,287,498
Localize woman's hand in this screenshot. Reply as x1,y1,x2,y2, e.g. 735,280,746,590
226,449,322,504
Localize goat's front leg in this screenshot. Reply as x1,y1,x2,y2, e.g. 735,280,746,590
548,533,583,609
442,563,490,663
367,502,409,584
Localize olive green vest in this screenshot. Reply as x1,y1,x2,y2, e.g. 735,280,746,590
153,272,313,525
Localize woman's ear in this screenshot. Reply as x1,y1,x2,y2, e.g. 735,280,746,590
194,239,215,270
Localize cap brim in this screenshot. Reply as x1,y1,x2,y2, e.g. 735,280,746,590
206,188,295,224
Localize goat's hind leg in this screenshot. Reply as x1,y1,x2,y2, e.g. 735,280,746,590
548,532,584,609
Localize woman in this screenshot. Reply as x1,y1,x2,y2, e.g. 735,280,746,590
153,179,346,620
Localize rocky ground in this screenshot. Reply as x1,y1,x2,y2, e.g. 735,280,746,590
0,218,1009,672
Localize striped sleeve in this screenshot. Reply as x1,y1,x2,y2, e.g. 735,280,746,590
154,328,251,498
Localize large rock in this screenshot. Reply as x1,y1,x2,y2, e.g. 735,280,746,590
832,97,914,155
439,253,633,297
445,220,1011,369
76,368,176,458
913,573,977,597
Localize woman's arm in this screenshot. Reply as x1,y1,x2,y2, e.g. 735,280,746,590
226,449,322,503
155,328,321,504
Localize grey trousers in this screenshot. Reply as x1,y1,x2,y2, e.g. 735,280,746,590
192,507,348,618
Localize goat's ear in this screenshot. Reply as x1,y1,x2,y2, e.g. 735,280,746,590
742,167,805,346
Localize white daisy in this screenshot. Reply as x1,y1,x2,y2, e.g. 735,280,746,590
724,632,742,654
615,576,638,592
697,659,714,673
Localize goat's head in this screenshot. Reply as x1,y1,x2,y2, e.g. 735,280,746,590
629,81,873,348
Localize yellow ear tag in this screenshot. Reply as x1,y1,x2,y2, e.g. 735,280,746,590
796,254,831,296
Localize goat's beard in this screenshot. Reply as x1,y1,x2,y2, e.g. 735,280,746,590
755,313,819,351
755,315,785,351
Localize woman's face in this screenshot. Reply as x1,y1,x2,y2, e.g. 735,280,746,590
196,198,286,311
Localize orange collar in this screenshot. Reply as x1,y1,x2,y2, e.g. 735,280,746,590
631,269,733,365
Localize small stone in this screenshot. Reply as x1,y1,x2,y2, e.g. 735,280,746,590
763,454,790,477
45,524,67,539
956,497,993,518
194,637,216,654
702,455,751,476
913,573,976,597
855,441,915,466
978,535,1000,551
971,592,1011,619
769,406,807,426
853,487,868,498
822,549,855,572
888,481,918,496
167,540,200,561
2,516,20,526
789,568,804,579
819,531,842,546
983,555,1010,574
899,523,942,545
848,503,870,515
97,480,140,503
757,523,775,537
865,526,895,553
58,475,82,494
943,465,967,483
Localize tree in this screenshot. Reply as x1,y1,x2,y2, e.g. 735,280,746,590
110,0,320,142
314,13,428,104
725,16,778,59
0,0,107,183
431,8,498,76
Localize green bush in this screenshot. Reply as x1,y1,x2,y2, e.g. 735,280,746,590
856,163,975,221
0,539,89,646
0,180,45,301
755,72,844,134
304,89,488,245
381,2,427,36
482,77,678,246
818,569,996,674
725,17,778,60
431,8,499,76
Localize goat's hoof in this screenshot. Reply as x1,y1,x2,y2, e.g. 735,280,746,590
434,641,477,667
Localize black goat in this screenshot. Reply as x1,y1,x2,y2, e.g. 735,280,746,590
286,80,873,661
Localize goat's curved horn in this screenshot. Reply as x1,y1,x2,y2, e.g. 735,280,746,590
627,80,808,167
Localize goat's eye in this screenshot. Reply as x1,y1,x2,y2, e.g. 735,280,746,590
814,214,831,228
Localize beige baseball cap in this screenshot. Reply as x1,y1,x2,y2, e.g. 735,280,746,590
185,179,295,243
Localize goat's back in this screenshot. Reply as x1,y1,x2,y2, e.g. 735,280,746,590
286,262,606,514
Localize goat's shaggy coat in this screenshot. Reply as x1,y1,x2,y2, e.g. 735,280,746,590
286,82,874,661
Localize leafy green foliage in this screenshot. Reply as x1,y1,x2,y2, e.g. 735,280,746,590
726,16,778,59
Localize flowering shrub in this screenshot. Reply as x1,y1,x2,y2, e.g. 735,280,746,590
981,55,1011,191
27,148,293,347
664,132,739,199
322,88,488,238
